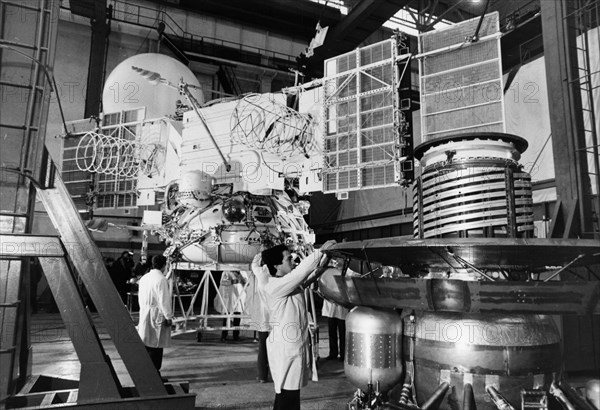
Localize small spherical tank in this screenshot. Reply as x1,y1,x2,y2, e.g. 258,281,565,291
406,311,562,410
345,307,403,394
223,196,247,223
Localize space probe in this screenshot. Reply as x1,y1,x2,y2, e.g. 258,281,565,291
68,11,600,410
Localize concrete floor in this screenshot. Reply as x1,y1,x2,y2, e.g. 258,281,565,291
29,312,356,409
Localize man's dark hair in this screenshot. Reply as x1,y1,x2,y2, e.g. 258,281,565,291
261,244,288,276
152,255,167,270
121,251,132,259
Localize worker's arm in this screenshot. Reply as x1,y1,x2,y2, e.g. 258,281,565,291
265,251,322,298
251,253,270,286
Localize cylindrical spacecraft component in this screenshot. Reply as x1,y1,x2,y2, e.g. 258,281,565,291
345,307,403,394
413,133,534,239
177,170,212,208
405,311,561,410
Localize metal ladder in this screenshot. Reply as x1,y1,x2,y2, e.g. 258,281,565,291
569,0,600,238
1,0,61,405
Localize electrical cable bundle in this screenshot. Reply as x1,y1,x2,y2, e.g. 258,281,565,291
230,93,320,159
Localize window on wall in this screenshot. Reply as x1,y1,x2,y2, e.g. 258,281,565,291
60,108,145,212
96,173,137,209
94,108,144,210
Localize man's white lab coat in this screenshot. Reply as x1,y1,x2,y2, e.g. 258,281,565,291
248,258,271,332
259,250,324,393
137,268,173,348
322,299,349,320
214,271,246,314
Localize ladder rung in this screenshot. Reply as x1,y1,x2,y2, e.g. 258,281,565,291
0,212,29,217
577,144,600,151
0,302,20,307
0,81,33,90
0,38,42,51
0,123,38,131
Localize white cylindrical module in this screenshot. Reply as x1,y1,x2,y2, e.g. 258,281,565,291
177,170,212,208
412,133,534,239
345,307,403,395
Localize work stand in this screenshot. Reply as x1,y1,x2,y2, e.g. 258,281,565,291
170,264,320,376
0,150,195,409
169,267,252,341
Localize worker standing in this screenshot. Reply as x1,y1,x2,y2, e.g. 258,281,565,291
136,255,173,378
258,240,336,410
215,270,247,341
248,254,272,382
322,299,349,361
109,251,134,303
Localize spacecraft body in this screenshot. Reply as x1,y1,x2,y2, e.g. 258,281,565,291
142,93,321,266
70,54,321,267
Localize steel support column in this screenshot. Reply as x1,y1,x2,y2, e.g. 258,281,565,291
540,0,595,238
84,0,110,118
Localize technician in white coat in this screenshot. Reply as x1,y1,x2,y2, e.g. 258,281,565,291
322,299,349,361
215,270,247,341
258,240,336,410
249,254,272,382
137,255,173,375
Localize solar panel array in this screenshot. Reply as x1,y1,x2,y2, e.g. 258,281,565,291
322,39,407,194
419,12,505,141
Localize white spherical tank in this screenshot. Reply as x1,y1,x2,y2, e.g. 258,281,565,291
345,307,403,394
102,53,202,118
